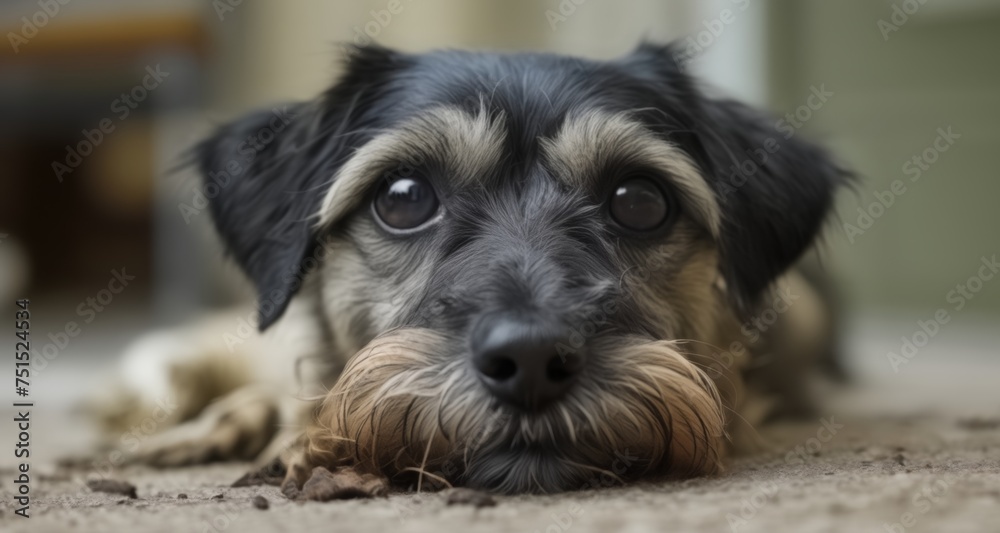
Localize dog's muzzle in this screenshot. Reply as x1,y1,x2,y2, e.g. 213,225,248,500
301,328,727,493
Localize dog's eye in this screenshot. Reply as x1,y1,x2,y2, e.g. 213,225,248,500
373,176,440,230
609,177,670,231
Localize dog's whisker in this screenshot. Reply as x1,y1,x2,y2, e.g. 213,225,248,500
415,424,438,493
557,404,577,445
402,466,453,490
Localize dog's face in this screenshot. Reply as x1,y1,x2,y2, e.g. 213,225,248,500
198,43,845,493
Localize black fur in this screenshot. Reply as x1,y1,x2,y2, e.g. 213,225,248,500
195,46,412,329
620,43,850,313
195,105,312,329
695,96,848,313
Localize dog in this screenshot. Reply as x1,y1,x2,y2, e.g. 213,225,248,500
97,42,847,495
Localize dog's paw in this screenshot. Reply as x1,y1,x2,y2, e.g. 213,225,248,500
132,386,279,467
295,466,388,501
228,436,388,501
230,428,309,488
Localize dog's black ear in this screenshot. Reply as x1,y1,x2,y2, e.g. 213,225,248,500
696,97,848,313
623,42,849,312
195,103,320,330
195,45,407,330
195,44,408,330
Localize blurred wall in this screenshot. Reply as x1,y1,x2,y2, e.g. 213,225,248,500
769,0,1000,316
209,0,774,106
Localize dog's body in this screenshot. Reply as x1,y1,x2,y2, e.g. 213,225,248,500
99,43,846,494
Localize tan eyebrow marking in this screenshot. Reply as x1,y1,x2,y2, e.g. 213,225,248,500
317,104,506,228
540,110,721,237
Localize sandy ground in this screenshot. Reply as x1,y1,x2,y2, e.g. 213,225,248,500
2,408,999,533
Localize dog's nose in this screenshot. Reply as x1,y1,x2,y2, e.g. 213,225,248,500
470,316,585,412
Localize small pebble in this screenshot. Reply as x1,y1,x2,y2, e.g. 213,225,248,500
86,479,138,499
252,495,270,510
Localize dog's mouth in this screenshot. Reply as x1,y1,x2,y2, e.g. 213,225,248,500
302,328,726,494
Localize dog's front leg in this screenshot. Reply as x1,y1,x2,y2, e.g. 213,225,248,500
132,384,283,466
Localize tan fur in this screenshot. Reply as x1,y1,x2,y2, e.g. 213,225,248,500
317,104,506,228
540,109,721,237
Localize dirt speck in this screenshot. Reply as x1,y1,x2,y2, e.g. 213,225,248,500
177,493,188,499
958,418,1000,431
252,495,270,510
211,493,225,500
86,479,137,499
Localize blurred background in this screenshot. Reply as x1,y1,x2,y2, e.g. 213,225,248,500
1,0,998,456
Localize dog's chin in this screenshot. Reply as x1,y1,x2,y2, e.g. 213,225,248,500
302,328,727,494
461,442,613,494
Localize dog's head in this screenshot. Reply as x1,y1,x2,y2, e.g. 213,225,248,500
197,43,847,493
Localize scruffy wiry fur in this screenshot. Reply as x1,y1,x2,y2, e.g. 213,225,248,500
99,41,848,495
296,330,725,493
